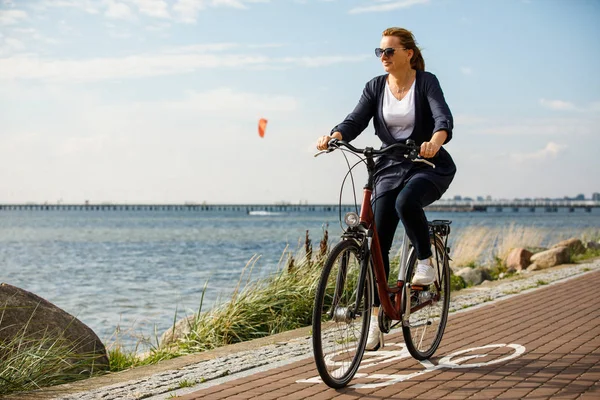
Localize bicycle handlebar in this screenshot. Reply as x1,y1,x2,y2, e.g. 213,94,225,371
315,138,436,168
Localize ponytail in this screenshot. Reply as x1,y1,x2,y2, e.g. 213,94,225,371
411,47,425,71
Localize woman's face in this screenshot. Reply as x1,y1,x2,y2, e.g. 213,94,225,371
379,35,413,73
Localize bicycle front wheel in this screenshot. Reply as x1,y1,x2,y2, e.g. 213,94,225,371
402,235,450,360
312,239,373,388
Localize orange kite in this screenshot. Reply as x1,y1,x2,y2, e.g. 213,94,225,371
258,118,268,138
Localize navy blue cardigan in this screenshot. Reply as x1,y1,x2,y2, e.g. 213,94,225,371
332,70,456,199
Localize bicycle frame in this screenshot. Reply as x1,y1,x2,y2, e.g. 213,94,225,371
351,154,443,323
345,155,403,321
358,186,405,321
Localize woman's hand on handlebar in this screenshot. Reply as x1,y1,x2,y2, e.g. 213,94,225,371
316,136,332,151
316,131,343,151
420,141,441,158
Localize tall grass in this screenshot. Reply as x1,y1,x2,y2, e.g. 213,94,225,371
449,227,497,269
175,245,325,353
0,326,102,396
449,225,595,269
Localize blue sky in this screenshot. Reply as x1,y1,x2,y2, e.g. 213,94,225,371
1,0,599,204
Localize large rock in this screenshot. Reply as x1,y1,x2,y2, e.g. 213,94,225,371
456,267,491,287
505,248,533,272
529,246,570,269
586,241,600,250
160,314,197,346
0,283,109,373
527,263,541,271
552,238,585,255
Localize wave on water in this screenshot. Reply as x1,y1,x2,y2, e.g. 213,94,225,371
248,211,285,216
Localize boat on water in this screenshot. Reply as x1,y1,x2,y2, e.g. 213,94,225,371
247,210,285,216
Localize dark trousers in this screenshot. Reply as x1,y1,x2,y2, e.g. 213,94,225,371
372,178,441,306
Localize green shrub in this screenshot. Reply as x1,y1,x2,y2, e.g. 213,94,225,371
450,275,466,292
571,248,600,263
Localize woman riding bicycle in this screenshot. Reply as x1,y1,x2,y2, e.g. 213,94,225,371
316,27,456,351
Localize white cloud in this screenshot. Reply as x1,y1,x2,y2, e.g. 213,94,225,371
211,0,247,9
0,35,25,55
162,42,240,53
35,0,100,14
128,0,170,18
509,142,567,163
172,0,205,23
0,46,368,81
0,9,28,25
247,43,285,49
145,22,171,31
172,0,269,23
106,1,135,20
349,0,429,14
539,98,577,111
159,87,298,114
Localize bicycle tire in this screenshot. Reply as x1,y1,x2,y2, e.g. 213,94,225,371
402,234,450,360
312,239,373,388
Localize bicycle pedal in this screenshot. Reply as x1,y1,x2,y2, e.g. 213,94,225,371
411,285,427,291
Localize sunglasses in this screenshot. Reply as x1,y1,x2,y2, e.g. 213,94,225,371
375,47,406,58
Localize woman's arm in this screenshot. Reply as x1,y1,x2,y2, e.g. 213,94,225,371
425,73,453,144
420,73,453,158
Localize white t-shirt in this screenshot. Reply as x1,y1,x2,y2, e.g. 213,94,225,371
382,79,416,140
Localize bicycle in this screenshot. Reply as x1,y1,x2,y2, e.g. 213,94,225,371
311,138,452,388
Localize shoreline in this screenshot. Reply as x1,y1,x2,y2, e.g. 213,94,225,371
11,257,600,400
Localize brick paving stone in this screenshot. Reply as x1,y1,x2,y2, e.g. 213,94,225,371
178,270,600,400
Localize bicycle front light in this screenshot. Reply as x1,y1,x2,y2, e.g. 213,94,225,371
344,212,360,228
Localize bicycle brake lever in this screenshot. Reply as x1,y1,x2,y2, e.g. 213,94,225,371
314,150,328,157
414,158,436,168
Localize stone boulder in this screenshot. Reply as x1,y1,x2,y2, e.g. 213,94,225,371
552,238,585,255
0,283,109,373
527,263,541,271
505,248,533,272
529,246,570,270
160,314,197,346
456,267,492,287
586,241,600,250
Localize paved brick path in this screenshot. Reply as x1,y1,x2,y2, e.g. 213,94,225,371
178,270,600,399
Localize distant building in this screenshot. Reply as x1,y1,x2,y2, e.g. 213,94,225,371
574,194,585,200
477,196,484,201
593,193,600,201
453,195,462,201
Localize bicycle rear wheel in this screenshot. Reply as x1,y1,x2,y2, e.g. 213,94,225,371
312,239,373,388
402,235,450,360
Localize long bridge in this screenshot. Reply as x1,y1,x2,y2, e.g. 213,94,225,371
0,200,598,213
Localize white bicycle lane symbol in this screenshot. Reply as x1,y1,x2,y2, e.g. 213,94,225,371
297,343,526,389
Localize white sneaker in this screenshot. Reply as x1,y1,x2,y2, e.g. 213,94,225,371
411,261,436,285
365,316,382,351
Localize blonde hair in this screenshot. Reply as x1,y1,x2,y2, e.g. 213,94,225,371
382,27,425,71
